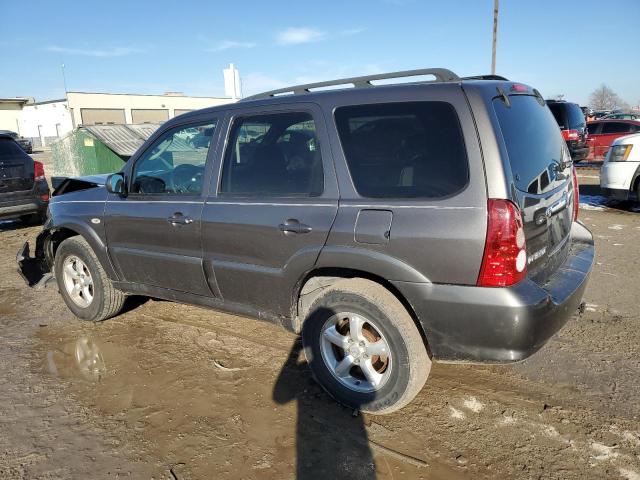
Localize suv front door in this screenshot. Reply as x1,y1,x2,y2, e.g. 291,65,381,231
105,118,219,296
201,105,339,318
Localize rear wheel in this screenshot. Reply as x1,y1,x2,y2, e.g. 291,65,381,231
301,278,430,414
54,236,125,321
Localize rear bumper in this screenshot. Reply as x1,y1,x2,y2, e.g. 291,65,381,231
569,146,590,162
393,221,595,363
0,181,49,220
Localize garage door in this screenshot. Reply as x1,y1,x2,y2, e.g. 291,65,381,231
81,108,126,125
131,109,169,124
174,109,193,117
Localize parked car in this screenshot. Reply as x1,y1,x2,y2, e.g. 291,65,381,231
0,133,49,223
17,69,594,414
601,113,640,121
600,133,640,201
547,100,589,162
586,119,640,161
593,110,612,119
0,130,33,153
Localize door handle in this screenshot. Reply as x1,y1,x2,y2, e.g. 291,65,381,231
279,219,312,235
167,213,194,226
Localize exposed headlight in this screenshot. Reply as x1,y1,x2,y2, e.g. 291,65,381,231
609,144,633,162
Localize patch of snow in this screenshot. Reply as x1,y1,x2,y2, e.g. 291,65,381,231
580,204,605,211
608,224,626,230
449,406,465,420
580,194,609,210
613,243,624,246
500,415,516,425
620,468,640,480
463,396,484,413
542,425,560,439
590,442,620,461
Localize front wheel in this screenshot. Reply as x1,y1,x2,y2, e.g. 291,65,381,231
54,236,125,321
301,278,430,414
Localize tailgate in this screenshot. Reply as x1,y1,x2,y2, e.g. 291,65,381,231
0,138,34,193
493,94,575,283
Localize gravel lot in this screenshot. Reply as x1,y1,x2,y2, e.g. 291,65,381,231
1,163,639,479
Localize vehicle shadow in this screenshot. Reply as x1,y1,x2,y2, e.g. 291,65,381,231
0,218,41,232
273,337,377,479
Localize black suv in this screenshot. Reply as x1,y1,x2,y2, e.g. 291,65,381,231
18,69,594,414
0,130,33,153
546,100,589,162
0,133,49,223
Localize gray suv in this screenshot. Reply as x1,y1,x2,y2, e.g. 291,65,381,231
18,69,595,414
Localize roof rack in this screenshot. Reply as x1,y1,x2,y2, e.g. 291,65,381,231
242,68,460,101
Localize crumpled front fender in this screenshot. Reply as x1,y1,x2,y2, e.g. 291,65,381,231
16,229,54,288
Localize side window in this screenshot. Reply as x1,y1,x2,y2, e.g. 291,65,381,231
131,121,217,195
335,101,469,198
586,123,600,135
220,112,323,197
601,122,631,134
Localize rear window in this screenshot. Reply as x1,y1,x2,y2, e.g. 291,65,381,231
0,138,25,157
547,103,585,130
587,123,600,134
601,122,632,134
493,95,565,194
565,103,586,129
334,102,468,198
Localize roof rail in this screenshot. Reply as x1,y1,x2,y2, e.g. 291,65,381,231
242,68,460,101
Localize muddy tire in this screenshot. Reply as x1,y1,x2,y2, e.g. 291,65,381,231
301,278,430,414
54,236,125,322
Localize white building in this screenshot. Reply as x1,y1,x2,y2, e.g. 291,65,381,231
0,97,31,133
19,91,233,147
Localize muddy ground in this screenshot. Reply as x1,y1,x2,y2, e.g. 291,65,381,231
1,166,639,479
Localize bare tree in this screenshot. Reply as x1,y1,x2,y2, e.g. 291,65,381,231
589,84,629,110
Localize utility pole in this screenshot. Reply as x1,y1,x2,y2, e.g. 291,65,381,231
491,0,499,75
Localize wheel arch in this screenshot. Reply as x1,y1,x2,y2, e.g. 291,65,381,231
47,219,119,280
292,267,432,356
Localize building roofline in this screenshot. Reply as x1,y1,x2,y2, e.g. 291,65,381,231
28,98,67,106
66,91,231,100
0,98,31,104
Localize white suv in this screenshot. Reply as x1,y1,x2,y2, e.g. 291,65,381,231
600,133,640,201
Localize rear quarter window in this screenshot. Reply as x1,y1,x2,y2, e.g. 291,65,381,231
334,101,469,198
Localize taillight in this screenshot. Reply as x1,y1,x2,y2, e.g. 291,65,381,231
34,161,45,180
572,167,579,222
40,192,50,202
477,199,527,288
561,129,579,141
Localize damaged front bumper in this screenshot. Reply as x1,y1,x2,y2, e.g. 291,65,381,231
16,233,54,288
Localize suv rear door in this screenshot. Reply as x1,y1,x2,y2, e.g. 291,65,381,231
0,137,33,194
201,103,338,317
493,94,575,282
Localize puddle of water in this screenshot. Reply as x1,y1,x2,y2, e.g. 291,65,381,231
36,320,460,479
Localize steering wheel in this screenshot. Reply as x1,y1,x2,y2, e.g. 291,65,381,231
172,164,203,193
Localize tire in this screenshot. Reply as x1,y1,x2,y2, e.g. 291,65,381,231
54,236,125,321
301,278,430,414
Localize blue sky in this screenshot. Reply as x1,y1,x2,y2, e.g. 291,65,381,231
1,0,638,106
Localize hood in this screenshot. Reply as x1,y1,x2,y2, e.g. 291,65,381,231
52,173,110,197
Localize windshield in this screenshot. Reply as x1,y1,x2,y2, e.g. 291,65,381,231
493,95,567,194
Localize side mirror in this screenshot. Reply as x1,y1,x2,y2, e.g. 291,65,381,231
105,173,126,195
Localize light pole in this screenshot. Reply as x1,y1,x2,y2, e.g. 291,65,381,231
491,0,499,75
61,63,68,93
